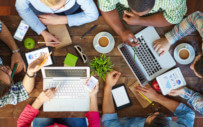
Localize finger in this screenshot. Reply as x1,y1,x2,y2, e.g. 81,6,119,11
23,62,26,72
157,47,163,54
45,89,51,95
38,15,47,19
159,51,165,56
52,36,60,43
136,91,145,99
154,44,160,52
124,10,134,16
135,86,147,93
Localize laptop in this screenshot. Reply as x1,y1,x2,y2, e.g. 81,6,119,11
41,67,90,112
118,26,176,87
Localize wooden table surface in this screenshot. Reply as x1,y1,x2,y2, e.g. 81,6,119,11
0,16,202,118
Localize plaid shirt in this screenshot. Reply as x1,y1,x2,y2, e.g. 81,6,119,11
98,0,187,24
0,21,2,32
165,11,203,45
0,58,29,108
180,87,203,114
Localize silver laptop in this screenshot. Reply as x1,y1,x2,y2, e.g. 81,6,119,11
41,67,90,112
118,26,176,87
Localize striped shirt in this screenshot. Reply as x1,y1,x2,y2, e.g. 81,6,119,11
165,11,203,45
98,0,187,24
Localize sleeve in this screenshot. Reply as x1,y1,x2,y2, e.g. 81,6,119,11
17,104,40,127
174,103,195,127
163,0,187,24
0,21,2,32
12,82,29,103
67,0,99,27
15,0,46,35
179,87,203,114
102,113,122,127
97,0,118,12
165,11,203,45
85,111,100,127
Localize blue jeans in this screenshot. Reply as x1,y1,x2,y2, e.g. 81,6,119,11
33,118,87,127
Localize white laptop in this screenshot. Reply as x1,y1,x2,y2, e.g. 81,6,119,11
118,26,176,87
156,67,186,95
41,67,90,112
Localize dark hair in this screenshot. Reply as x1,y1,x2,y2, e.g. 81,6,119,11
128,0,155,12
194,54,203,77
0,80,10,98
144,113,169,127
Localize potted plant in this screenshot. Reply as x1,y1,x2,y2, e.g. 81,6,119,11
90,54,114,81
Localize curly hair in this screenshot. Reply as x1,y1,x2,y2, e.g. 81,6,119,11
0,80,11,98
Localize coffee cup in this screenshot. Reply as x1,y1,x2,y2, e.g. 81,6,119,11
178,47,190,60
97,36,110,48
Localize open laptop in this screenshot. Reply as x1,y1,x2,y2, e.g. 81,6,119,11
41,67,90,112
118,26,176,87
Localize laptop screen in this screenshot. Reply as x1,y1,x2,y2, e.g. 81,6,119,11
45,69,87,77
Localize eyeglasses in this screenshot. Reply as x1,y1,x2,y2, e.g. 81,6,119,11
51,0,70,13
74,45,88,63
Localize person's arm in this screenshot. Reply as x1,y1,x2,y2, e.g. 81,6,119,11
169,87,203,114
22,54,47,94
17,88,56,127
0,21,26,73
85,84,100,127
165,11,203,45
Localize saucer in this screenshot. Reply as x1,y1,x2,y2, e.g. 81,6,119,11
174,43,195,65
93,32,115,54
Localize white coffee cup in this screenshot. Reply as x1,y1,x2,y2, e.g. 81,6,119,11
178,47,191,60
97,35,110,48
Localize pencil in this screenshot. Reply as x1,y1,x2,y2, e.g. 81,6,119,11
80,25,97,39
38,42,59,44
55,81,61,90
11,63,17,79
37,52,52,70
138,92,154,105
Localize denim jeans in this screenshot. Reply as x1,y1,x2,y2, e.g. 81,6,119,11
33,118,87,127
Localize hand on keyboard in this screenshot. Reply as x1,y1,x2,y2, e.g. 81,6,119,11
37,88,57,103
153,38,170,56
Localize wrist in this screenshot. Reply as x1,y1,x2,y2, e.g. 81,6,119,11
26,70,36,78
154,94,163,103
32,98,43,109
41,30,48,36
12,49,20,54
90,94,97,98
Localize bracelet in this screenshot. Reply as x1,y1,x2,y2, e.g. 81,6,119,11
26,72,36,78
12,49,20,54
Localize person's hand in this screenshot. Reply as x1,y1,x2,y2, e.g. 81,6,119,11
168,87,185,96
153,38,170,56
11,52,26,74
123,11,140,25
27,53,47,75
39,14,68,25
105,70,121,89
120,30,139,47
135,85,160,102
90,84,99,97
37,88,57,103
41,30,60,47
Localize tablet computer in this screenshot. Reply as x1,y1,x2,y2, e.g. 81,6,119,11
112,84,132,110
22,47,55,67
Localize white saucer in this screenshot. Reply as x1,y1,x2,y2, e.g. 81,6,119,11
93,32,115,54
174,43,195,65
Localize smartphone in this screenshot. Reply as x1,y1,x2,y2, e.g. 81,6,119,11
13,20,29,41
85,76,98,92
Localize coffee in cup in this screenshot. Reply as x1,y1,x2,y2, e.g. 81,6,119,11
98,36,109,47
178,48,190,60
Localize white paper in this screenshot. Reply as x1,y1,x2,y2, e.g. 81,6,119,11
112,86,130,107
25,47,52,66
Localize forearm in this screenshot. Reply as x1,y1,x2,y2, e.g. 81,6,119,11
102,86,115,114
137,12,171,27
32,98,43,110
90,95,98,111
155,94,180,113
101,10,126,36
22,71,35,94
0,22,19,50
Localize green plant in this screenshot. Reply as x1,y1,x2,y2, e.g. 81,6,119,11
90,54,113,81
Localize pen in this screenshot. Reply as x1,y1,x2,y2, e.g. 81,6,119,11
138,91,154,105
38,42,60,44
37,52,52,70
80,25,97,39
55,81,61,90
11,63,17,79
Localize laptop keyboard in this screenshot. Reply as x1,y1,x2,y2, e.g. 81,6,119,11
45,80,89,99
45,69,87,77
120,45,146,84
135,35,162,76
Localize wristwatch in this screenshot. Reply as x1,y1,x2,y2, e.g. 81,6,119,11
12,49,20,54
26,72,37,78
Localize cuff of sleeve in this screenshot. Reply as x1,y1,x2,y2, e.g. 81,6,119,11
102,113,118,123
26,104,40,114
85,111,99,119
35,24,46,35
165,31,177,45
179,87,194,99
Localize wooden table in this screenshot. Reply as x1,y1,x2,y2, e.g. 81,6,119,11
0,16,202,118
